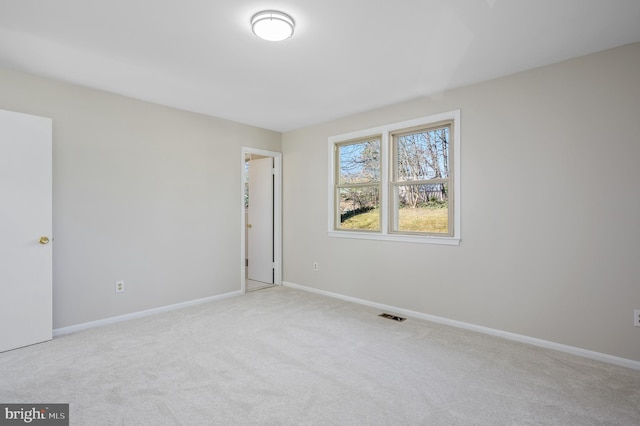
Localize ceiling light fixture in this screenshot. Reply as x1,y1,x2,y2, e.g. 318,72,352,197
251,10,295,42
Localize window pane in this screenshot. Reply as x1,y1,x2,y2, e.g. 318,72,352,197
339,139,380,184
338,186,380,231
396,127,449,181
394,183,448,234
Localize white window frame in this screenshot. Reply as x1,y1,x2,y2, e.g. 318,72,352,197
328,110,461,245
334,136,383,233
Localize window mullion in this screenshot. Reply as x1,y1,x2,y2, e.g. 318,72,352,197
336,182,380,189
392,178,449,185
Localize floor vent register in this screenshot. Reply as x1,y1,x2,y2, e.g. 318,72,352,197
378,313,406,322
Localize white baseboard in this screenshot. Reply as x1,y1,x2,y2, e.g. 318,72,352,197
53,290,243,337
283,281,640,371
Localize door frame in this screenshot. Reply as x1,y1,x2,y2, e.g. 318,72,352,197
240,147,282,292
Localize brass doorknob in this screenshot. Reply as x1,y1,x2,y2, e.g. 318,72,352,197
39,236,50,245
247,224,252,228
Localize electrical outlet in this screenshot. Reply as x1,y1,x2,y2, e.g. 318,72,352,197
115,280,125,294
313,262,319,271
634,310,640,327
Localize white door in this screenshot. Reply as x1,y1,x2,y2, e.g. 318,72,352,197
0,109,53,352
247,157,273,284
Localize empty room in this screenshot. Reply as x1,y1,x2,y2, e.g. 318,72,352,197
1,1,640,425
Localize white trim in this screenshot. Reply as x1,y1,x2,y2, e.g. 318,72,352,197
241,147,283,292
328,110,461,244
53,290,243,337
327,230,460,245
282,281,640,371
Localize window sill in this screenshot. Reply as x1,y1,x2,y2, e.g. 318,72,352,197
327,231,461,246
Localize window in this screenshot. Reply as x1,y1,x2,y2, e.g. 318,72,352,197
391,122,452,235
335,137,381,231
328,110,460,245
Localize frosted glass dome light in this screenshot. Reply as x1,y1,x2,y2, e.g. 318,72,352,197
251,10,295,41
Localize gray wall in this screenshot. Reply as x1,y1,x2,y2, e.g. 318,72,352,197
0,69,281,328
282,43,640,362
2,43,638,363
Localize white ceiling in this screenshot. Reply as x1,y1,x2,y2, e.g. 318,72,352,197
1,0,639,132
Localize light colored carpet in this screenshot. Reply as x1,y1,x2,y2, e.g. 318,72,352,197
1,286,639,425
246,279,275,292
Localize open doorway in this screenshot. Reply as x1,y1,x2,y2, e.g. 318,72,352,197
241,148,282,292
